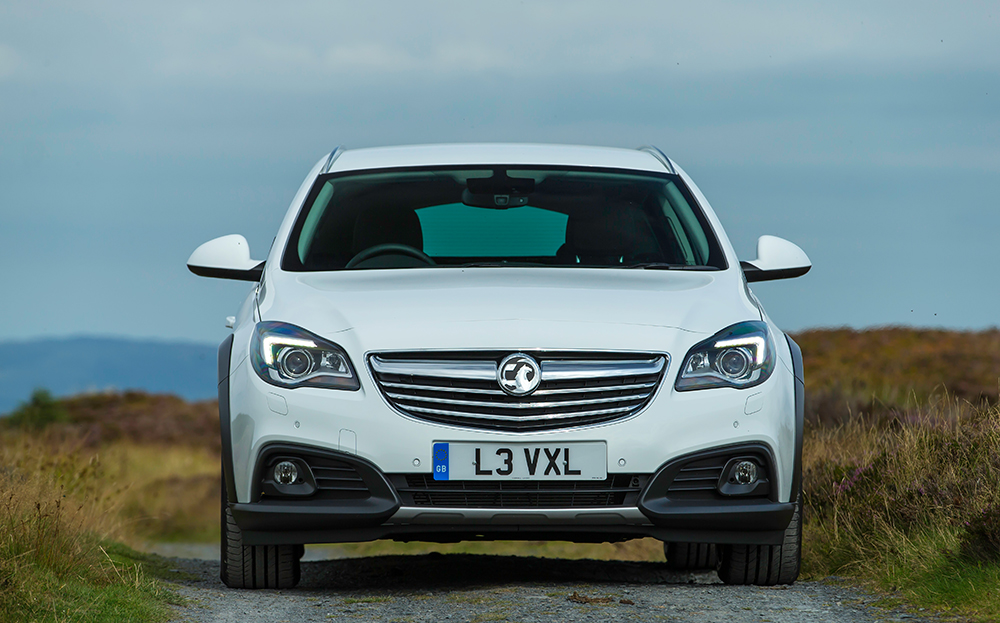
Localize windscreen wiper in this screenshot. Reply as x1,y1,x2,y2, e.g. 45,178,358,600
624,263,717,270
455,261,550,268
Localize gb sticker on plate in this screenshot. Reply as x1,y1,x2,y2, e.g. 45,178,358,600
432,442,450,481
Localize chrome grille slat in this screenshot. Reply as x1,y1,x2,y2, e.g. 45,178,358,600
378,380,658,396
370,357,497,380
401,403,637,422
384,391,646,410
370,351,668,431
540,358,664,380
533,382,657,395
380,381,507,395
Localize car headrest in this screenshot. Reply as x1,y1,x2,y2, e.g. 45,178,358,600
565,204,660,260
352,206,424,254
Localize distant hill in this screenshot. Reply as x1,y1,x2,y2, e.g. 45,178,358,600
0,337,218,415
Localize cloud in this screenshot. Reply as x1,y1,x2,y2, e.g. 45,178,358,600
0,43,20,79
5,2,999,90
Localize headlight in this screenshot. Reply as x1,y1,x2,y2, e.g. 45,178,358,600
250,321,360,390
675,321,775,391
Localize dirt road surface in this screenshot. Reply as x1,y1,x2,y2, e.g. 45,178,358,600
164,553,934,623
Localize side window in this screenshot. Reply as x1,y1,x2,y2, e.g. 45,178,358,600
417,204,568,257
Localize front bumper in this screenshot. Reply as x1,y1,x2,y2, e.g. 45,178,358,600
232,442,794,546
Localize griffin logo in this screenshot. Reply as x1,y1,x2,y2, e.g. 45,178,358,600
498,353,541,396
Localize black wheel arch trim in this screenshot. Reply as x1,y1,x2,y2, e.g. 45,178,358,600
218,334,238,503
785,334,804,498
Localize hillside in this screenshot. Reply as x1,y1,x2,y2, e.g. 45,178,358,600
0,336,217,415
793,327,1000,423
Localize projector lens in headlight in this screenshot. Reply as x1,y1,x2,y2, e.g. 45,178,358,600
279,348,313,378
719,348,751,378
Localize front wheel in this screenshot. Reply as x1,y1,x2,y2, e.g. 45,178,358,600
220,477,301,589
663,542,718,570
717,490,802,586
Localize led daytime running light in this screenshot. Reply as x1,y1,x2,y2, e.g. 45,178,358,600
261,336,316,366
713,336,767,366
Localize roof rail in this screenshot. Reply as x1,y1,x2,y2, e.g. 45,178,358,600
320,146,344,173
637,145,676,174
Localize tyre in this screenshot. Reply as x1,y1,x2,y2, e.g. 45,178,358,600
717,490,801,586
220,477,301,589
663,542,718,570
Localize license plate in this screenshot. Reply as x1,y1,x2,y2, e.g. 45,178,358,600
432,442,607,481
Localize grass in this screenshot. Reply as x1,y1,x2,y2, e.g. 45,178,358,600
0,430,221,544
801,396,1000,620
0,459,180,622
0,422,217,622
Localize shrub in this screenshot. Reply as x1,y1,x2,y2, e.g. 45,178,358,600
4,388,68,430
960,504,1000,562
803,398,1000,578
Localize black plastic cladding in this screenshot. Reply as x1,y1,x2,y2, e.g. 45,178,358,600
641,443,779,505
232,442,792,545
786,335,805,496
218,334,238,503
250,444,396,504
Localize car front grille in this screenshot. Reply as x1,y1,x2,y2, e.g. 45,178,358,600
368,351,667,431
389,474,648,508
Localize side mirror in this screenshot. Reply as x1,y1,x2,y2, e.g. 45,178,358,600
187,234,264,282
740,235,811,283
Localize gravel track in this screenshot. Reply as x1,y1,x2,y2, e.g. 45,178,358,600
165,553,934,623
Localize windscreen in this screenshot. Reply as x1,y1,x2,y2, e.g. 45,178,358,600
282,167,726,271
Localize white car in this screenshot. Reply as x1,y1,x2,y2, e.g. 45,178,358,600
188,144,811,589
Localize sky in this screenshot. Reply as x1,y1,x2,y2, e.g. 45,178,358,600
1,1,998,346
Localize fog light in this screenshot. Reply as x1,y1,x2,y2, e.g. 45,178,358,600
733,460,758,485
274,461,299,485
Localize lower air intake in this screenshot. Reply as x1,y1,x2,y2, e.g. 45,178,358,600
388,474,647,508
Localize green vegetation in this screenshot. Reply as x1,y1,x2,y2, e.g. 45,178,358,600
4,389,69,430
795,327,1000,621
801,398,1000,620
0,460,179,622
0,392,217,623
